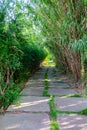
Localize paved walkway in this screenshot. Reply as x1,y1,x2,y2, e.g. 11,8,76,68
0,67,87,130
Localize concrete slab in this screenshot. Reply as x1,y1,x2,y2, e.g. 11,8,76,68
7,96,50,112
58,114,87,130
49,83,69,88
48,88,76,95
50,81,69,88
25,80,44,88
20,87,43,96
0,113,50,130
55,97,87,112
29,73,44,79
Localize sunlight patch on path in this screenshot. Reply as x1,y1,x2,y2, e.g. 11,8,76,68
55,97,87,112
0,113,50,130
58,114,87,130
7,96,50,112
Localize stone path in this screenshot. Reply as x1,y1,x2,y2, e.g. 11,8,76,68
0,66,87,130
8,96,50,112
0,113,50,130
48,67,87,130
55,97,87,112
58,114,87,130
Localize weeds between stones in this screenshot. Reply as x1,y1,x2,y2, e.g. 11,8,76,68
49,96,59,130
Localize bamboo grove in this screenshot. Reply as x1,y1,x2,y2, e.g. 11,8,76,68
34,0,87,87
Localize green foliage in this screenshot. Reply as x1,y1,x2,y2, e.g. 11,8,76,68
0,1,46,110
70,36,87,55
70,36,87,84
34,0,87,82
0,81,20,108
21,43,46,72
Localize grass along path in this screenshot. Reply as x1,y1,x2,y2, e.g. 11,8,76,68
49,96,59,130
43,67,59,130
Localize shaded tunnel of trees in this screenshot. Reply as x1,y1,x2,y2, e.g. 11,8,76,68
0,0,87,110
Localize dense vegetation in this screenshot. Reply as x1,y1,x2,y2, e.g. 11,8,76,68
0,0,46,110
0,0,87,110
33,0,87,87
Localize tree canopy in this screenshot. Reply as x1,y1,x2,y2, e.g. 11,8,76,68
0,0,87,110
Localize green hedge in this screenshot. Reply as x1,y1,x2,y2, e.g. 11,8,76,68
21,43,46,72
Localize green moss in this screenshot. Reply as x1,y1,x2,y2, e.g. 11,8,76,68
68,94,84,97
78,108,87,115
49,96,59,130
57,110,77,114
50,121,59,130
